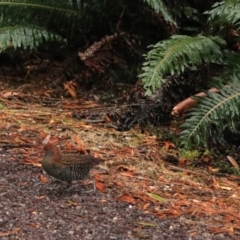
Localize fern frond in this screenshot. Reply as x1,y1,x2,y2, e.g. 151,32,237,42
0,1,82,51
206,0,240,30
140,35,225,95
180,83,240,149
142,0,176,26
0,1,81,28
0,0,81,25
0,0,80,13
0,25,64,51
211,51,240,87
0,1,83,37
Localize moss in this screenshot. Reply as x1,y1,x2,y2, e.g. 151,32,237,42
202,149,212,156
180,150,200,161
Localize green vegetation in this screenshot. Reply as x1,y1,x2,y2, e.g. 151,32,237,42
141,0,240,149
1,0,240,150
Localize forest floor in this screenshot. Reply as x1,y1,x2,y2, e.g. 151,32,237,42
0,58,239,239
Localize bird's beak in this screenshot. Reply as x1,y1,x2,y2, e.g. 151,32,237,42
42,134,51,145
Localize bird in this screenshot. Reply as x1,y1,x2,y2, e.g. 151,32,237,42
41,142,103,191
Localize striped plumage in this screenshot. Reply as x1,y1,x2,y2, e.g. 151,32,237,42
42,143,102,183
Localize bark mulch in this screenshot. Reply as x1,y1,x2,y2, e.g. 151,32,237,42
0,154,237,240
0,72,239,239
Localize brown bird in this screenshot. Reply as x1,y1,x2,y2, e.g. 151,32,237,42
41,143,103,189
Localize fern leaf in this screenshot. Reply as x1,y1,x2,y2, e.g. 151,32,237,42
0,0,79,14
210,51,240,87
0,1,82,33
0,25,64,51
206,0,240,30
142,0,176,26
140,35,225,95
180,84,240,149
0,1,82,51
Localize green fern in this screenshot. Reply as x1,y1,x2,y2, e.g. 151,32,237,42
206,0,240,30
0,0,82,52
0,0,79,13
217,51,240,85
180,82,240,149
0,25,64,51
142,0,176,26
0,1,80,27
140,35,225,95
0,1,127,51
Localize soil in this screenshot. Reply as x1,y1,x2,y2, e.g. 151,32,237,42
0,153,238,240
0,53,239,240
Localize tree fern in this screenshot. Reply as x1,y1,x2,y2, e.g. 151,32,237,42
180,82,240,149
140,35,225,95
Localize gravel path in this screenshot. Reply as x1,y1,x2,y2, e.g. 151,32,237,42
0,154,238,240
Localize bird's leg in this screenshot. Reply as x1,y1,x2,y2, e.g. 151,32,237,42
50,178,62,185
80,177,96,193
56,181,72,193
61,181,72,190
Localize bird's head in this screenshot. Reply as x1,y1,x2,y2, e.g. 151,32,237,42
43,143,62,163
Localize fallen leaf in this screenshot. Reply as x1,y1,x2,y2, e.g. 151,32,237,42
219,186,231,190
109,140,122,147
74,135,87,154
96,182,105,191
178,157,187,168
212,176,219,188
64,81,77,98
43,91,51,97
26,162,42,167
132,231,149,239
38,195,46,200
66,200,77,206
11,228,20,234
227,156,239,169
105,115,111,122
2,91,20,98
0,232,11,237
79,124,92,129
136,222,157,227
164,141,176,150
209,226,234,235
94,152,100,158
19,182,28,186
120,171,135,177
29,223,40,229
40,175,48,183
146,193,167,203
114,181,124,187
142,203,150,210
118,195,136,204
208,166,219,172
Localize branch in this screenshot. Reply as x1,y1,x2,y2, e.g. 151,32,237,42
171,88,220,116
